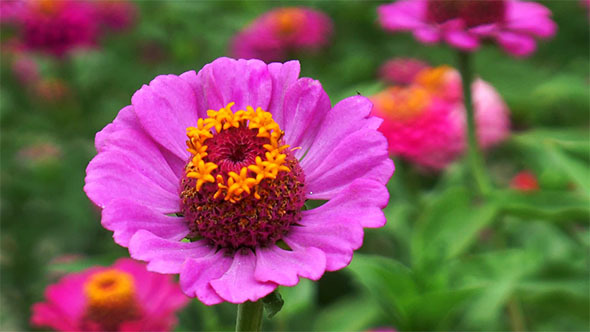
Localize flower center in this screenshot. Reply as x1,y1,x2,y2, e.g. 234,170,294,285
180,103,306,250
426,0,506,27
273,8,306,37
371,86,431,122
83,270,140,331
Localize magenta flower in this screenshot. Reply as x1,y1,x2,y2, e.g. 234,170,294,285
84,57,393,304
378,0,556,57
31,258,189,331
11,0,100,57
95,0,137,31
231,7,333,62
379,57,430,85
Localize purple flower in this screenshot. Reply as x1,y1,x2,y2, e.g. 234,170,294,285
84,57,394,304
378,0,556,57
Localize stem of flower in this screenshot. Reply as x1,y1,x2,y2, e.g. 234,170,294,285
456,51,492,195
235,300,264,332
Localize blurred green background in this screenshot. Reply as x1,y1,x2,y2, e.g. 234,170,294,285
1,1,588,331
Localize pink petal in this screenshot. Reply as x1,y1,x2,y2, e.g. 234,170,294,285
254,246,326,286
378,0,429,31
266,60,301,131
95,105,138,152
281,78,331,159
210,251,277,303
284,178,388,270
304,129,393,200
496,31,537,57
84,151,179,212
131,73,198,161
194,57,273,112
180,251,233,305
444,29,480,51
505,0,557,38
128,230,212,274
102,199,189,247
413,26,441,43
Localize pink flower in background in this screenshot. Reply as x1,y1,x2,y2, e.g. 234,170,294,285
231,7,333,62
11,53,40,85
510,171,540,192
31,258,189,331
371,64,510,170
84,57,393,304
379,57,429,85
378,0,556,57
371,85,464,169
18,0,100,57
96,0,137,31
415,65,510,149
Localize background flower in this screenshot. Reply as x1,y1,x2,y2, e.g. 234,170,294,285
231,7,333,62
31,258,189,331
377,0,557,56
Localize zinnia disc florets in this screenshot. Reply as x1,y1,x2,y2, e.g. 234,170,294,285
180,103,306,250
426,0,506,27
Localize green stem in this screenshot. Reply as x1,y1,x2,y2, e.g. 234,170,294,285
235,300,264,332
456,51,492,196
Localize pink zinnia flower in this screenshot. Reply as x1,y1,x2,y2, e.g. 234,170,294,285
84,57,393,304
31,258,189,331
231,7,333,62
371,65,510,170
11,53,40,85
378,57,429,85
510,170,539,192
371,85,464,169
378,0,557,57
17,0,100,57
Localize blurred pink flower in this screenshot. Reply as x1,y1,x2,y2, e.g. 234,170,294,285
370,85,464,169
0,0,26,25
31,258,189,331
378,0,556,57
510,170,540,192
371,65,510,170
11,54,40,85
95,0,137,31
231,7,333,62
415,66,510,149
379,57,429,85
13,0,100,57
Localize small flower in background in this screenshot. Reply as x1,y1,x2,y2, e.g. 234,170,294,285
371,63,510,170
17,0,101,57
31,258,189,331
84,57,393,304
371,84,464,169
415,65,511,149
378,0,556,57
17,141,62,167
231,7,333,62
34,78,70,103
510,170,540,192
582,0,590,18
0,0,26,26
11,53,40,85
379,57,429,85
95,0,137,31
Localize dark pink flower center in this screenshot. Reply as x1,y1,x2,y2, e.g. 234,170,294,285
180,104,306,250
426,0,506,27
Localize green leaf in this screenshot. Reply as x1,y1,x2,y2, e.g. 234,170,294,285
347,254,417,325
411,187,499,270
312,296,382,332
492,189,590,221
262,290,284,319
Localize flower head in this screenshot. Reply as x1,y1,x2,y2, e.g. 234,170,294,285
371,64,510,169
15,0,100,57
510,170,539,192
31,258,189,331
95,0,137,31
231,7,333,62
378,0,556,57
84,57,394,304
